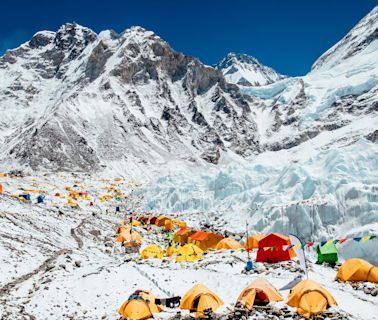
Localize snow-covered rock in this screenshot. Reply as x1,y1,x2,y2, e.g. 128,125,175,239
215,52,285,87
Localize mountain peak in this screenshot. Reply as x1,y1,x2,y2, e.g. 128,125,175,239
312,5,378,71
215,52,285,87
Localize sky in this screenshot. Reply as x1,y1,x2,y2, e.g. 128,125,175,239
0,0,376,76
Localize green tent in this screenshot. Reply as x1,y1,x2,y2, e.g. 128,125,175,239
316,242,338,264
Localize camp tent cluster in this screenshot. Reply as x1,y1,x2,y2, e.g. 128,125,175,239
118,278,344,319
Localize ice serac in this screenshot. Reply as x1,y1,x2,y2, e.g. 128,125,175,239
215,52,285,87
0,24,259,172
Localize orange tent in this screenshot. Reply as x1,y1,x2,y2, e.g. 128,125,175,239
256,233,295,263
245,234,265,250
0,183,3,193
237,278,283,310
336,258,378,283
119,290,162,319
189,231,224,251
116,229,143,245
173,228,195,245
180,284,224,318
155,215,169,227
164,219,174,231
287,279,337,318
215,238,243,250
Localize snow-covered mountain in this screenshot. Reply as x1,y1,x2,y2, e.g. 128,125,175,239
215,52,285,87
0,6,377,255
0,24,259,173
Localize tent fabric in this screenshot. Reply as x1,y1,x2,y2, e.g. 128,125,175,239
173,228,195,246
164,219,174,231
156,215,169,227
287,279,337,318
176,244,203,262
316,242,338,264
180,284,224,318
116,229,143,246
0,183,3,193
237,278,283,310
215,238,243,250
141,244,164,259
166,242,177,257
189,232,224,251
256,233,295,263
245,234,265,250
119,290,162,319
149,217,158,225
336,258,378,283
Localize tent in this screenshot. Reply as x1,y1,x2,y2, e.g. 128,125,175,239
149,216,158,225
316,242,338,264
155,215,169,227
245,234,265,250
256,233,295,263
173,228,195,245
164,219,174,231
141,244,164,259
189,231,224,251
237,278,283,310
37,194,45,204
287,279,337,318
116,229,143,245
336,258,378,283
119,290,162,320
19,194,31,201
215,238,243,250
176,244,203,262
0,183,3,193
166,242,177,257
180,284,224,318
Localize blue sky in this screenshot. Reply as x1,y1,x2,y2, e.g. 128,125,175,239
0,0,376,76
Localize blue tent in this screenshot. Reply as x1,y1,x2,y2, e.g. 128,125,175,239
37,195,45,204
20,194,31,201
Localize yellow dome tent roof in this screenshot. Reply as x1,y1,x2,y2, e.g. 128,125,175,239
237,278,283,310
141,244,164,259
176,244,203,262
287,279,337,318
215,238,243,250
336,258,378,283
180,283,224,318
245,234,265,250
119,290,162,320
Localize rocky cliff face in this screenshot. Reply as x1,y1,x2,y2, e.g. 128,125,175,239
0,24,260,172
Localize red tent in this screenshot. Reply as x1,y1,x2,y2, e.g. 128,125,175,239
256,233,295,263
149,216,158,225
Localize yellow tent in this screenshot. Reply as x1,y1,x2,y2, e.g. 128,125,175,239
245,234,265,250
215,238,243,250
336,258,378,283
166,242,177,257
287,279,337,318
237,278,283,310
0,172,7,177
176,244,203,262
119,290,162,319
141,244,164,259
180,283,224,318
